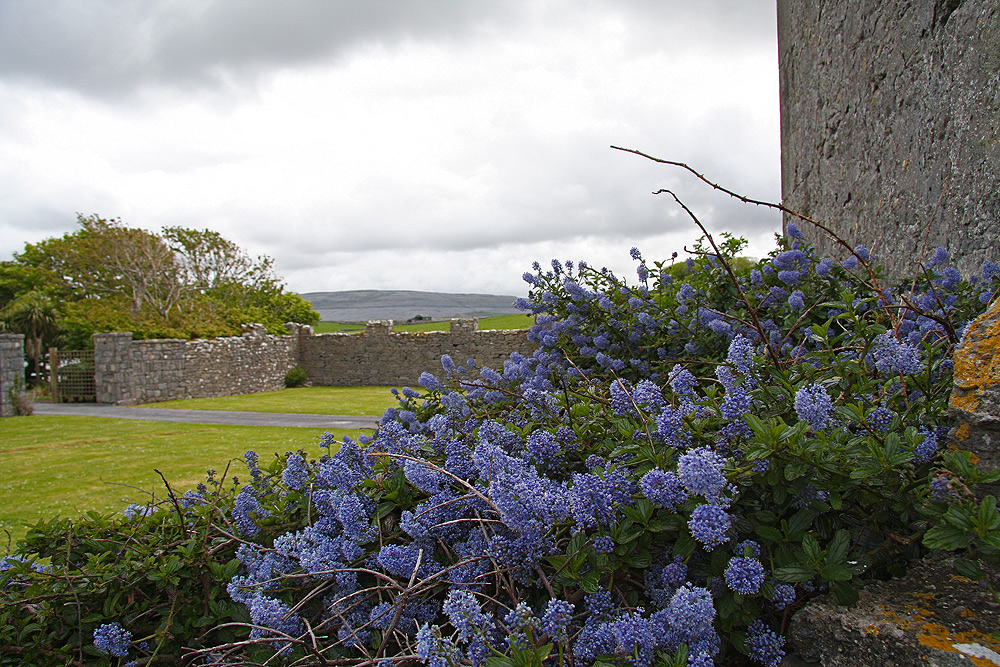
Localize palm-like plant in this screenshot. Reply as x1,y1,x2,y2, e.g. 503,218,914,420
1,291,62,386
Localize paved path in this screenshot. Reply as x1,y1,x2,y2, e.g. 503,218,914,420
33,402,381,430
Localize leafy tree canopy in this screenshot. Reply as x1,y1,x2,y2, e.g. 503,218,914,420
0,215,319,350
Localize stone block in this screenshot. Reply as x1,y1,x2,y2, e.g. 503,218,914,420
787,554,1000,666
950,297,1000,495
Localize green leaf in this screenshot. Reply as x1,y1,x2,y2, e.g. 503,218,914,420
830,580,859,606
743,413,770,439
567,530,588,557
487,657,516,667
944,506,975,531
716,593,738,620
826,529,850,564
675,533,696,558
976,496,1000,532
647,519,672,532
785,460,809,481
533,644,554,665
923,523,975,550
801,533,822,562
628,549,652,569
617,524,645,545
773,565,816,582
829,490,843,510
580,570,601,594
755,525,784,543
786,509,817,537
953,557,984,581
980,531,1000,550
820,563,853,581
850,462,882,479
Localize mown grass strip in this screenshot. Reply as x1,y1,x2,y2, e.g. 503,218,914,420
0,415,357,545
136,385,398,414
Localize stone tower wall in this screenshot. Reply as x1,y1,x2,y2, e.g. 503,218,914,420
778,0,1000,278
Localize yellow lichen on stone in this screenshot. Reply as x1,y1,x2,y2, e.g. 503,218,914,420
952,391,982,413
951,298,1000,414
955,421,971,441
916,623,1000,667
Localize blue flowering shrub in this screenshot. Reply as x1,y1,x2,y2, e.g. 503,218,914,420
0,471,248,665
3,225,1000,666
213,230,998,665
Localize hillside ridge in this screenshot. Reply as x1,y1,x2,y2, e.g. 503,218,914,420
300,289,524,323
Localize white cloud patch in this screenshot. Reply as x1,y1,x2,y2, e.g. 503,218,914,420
0,0,781,295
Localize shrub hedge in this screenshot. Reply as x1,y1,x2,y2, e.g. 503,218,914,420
2,224,999,666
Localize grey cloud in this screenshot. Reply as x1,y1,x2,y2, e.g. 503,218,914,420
0,0,774,97
0,0,523,96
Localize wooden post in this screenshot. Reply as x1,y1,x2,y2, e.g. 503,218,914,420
48,347,59,403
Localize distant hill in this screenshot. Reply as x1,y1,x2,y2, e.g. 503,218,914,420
300,290,524,323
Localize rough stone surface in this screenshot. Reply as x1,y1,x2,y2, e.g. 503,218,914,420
0,334,25,417
301,318,533,388
949,297,1000,495
92,319,534,405
788,554,1000,666
778,0,1000,279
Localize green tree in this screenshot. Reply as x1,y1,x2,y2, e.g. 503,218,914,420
3,215,319,345
1,290,62,385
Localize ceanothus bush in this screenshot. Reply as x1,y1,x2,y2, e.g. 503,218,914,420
3,208,1000,665
206,225,998,666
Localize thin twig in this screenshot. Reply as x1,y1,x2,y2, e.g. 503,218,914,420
155,468,191,538
658,189,780,365
610,145,892,319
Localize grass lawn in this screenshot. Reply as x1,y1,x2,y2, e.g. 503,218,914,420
136,385,399,414
0,415,359,546
312,313,534,334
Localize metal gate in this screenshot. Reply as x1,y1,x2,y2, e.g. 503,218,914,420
48,348,96,402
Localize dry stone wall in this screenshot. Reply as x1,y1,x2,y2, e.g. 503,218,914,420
92,319,533,405
95,325,300,405
0,334,25,417
183,324,299,399
777,0,1000,279
301,319,533,387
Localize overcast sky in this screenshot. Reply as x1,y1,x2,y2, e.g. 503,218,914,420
0,0,781,298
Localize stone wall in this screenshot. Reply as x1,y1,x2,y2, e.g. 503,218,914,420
183,324,299,399
92,319,533,405
301,319,534,387
95,325,301,405
777,0,1000,279
0,334,25,417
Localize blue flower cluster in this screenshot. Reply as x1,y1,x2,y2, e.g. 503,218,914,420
93,622,131,657
724,556,765,594
794,384,833,430
212,229,994,666
745,620,786,666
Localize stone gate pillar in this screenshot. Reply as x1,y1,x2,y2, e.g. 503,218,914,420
0,333,25,417
94,332,134,405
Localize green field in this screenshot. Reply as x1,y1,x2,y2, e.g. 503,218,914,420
0,394,383,545
312,313,534,333
137,385,399,414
